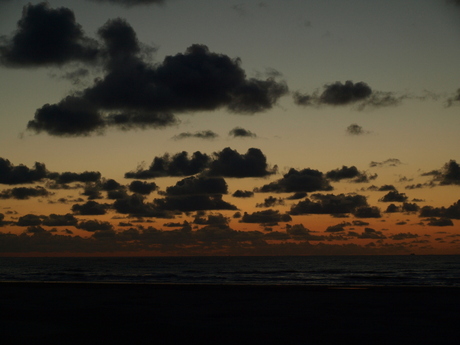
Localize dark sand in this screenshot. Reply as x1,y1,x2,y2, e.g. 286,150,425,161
0,282,458,345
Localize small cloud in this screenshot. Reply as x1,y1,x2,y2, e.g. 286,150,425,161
346,123,370,135
369,158,402,168
229,127,256,138
172,130,218,140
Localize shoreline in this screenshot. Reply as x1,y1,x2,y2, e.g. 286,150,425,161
1,282,458,344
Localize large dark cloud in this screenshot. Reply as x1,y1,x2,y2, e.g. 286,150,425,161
164,176,228,196
289,193,367,215
26,16,287,136
0,3,99,67
72,200,109,215
126,151,211,178
419,200,460,219
0,186,50,199
128,181,158,195
87,0,165,7
326,166,377,183
0,158,47,184
294,81,404,109
379,191,408,202
256,168,332,193
207,148,275,178
423,160,460,185
48,170,101,184
113,194,172,217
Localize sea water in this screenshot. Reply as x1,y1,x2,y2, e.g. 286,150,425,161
0,255,459,286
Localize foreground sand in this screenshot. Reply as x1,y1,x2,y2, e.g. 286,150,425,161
0,282,458,344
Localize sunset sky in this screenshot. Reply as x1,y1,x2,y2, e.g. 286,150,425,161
0,0,459,256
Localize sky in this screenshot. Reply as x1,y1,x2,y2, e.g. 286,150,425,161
0,0,459,256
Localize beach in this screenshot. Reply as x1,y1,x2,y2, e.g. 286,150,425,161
0,282,458,344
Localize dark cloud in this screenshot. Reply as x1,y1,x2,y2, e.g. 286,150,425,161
256,168,332,193
378,185,397,191
172,130,218,140
256,196,284,208
113,194,173,217
423,160,460,185
353,206,382,218
71,200,109,215
0,3,99,67
0,158,47,185
228,127,256,138
369,158,402,168
128,181,158,195
42,214,78,227
419,200,460,219
77,220,113,231
27,16,287,136
389,233,419,240
325,222,351,233
379,191,408,202
346,124,369,135
208,148,275,178
17,214,42,226
425,218,454,227
326,166,376,183
294,81,404,109
193,213,229,226
446,88,460,107
125,151,211,178
232,190,254,198
164,176,228,196
240,209,292,224
0,186,50,199
48,170,101,184
289,193,367,215
87,0,165,7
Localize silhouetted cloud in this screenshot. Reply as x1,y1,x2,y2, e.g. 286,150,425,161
25,14,287,136
419,200,460,219
0,186,50,199
232,190,254,198
289,193,367,215
369,158,402,168
72,200,109,215
0,3,99,67
17,214,42,226
208,148,275,178
294,81,405,109
241,209,292,224
77,220,113,231
389,233,419,240
326,166,376,183
228,127,256,138
48,170,101,184
112,194,173,217
353,206,382,218
346,124,369,135
447,89,460,106
286,192,307,200
42,214,78,227
256,196,284,208
164,176,228,196
325,222,351,233
126,151,211,178
0,158,47,185
87,0,165,7
193,213,229,226
423,160,460,185
425,218,454,226
256,168,332,193
128,181,158,195
379,190,408,202
172,130,218,140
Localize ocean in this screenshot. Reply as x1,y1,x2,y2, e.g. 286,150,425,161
1,255,459,286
